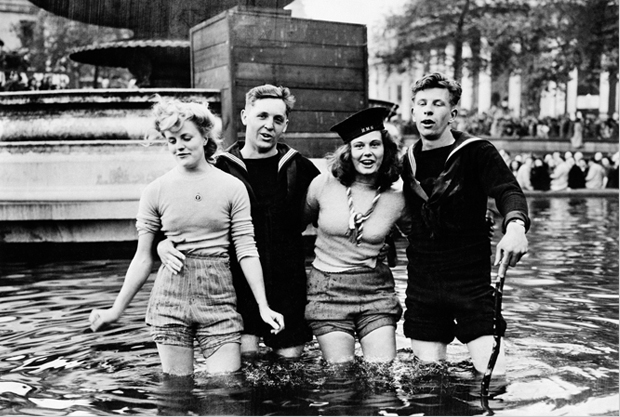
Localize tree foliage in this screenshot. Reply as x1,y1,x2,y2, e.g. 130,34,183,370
376,0,619,113
12,9,132,88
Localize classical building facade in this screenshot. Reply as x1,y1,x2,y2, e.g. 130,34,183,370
0,0,37,50
369,41,619,123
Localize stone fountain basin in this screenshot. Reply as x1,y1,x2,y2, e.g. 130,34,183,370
0,89,220,243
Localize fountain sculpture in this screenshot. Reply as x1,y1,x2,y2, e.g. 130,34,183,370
28,0,295,87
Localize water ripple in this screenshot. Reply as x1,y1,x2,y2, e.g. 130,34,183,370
0,197,617,415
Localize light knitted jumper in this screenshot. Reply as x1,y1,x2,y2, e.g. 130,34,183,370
304,172,411,272
136,166,258,260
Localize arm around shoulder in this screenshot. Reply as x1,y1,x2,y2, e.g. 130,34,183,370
303,173,327,227
395,191,413,237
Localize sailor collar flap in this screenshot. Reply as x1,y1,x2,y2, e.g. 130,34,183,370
405,135,487,202
220,143,299,174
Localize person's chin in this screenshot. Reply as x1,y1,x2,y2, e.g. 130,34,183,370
421,132,441,141
257,143,277,153
358,169,378,177
258,137,277,147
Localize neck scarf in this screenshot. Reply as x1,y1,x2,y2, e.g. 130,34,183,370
346,186,381,246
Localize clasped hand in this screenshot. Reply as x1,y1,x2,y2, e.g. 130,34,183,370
494,222,528,267
89,308,120,332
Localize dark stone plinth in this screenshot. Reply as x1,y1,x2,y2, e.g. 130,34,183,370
191,6,368,154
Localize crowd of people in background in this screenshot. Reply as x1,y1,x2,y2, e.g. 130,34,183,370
454,110,619,143
0,39,136,92
400,104,619,144
0,69,137,91
0,70,72,91
499,149,619,192
0,39,70,91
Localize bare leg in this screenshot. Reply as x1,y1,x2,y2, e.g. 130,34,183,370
316,331,356,364
359,326,396,362
410,339,447,363
240,334,259,358
157,344,194,376
275,345,304,359
241,334,304,359
204,342,241,374
467,335,506,375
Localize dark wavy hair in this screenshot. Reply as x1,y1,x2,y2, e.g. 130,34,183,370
145,95,222,162
328,129,402,190
412,72,462,107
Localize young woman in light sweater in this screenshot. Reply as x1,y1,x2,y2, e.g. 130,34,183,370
304,107,411,364
88,97,283,376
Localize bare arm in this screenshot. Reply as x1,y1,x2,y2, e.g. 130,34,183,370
239,256,284,334
303,175,322,227
89,233,155,331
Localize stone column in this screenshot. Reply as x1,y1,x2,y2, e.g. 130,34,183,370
478,70,492,114
566,68,578,117
477,38,492,114
599,70,610,115
508,73,521,117
460,42,473,112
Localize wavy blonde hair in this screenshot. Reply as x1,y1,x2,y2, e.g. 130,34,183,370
144,95,222,161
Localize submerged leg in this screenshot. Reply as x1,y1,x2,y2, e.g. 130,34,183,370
468,335,506,375
360,325,396,362
274,345,305,359
410,339,448,363
317,331,356,364
204,342,241,374
240,334,259,359
157,344,194,376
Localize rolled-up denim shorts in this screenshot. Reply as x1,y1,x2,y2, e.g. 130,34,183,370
146,254,243,358
305,262,402,339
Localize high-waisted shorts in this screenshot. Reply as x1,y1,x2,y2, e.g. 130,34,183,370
146,254,243,355
403,255,505,344
305,262,402,339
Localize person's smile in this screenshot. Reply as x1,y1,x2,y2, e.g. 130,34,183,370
350,131,384,178
358,158,377,169
259,130,274,141
240,98,289,157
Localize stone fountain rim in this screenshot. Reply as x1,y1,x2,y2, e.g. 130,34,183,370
70,39,190,54
0,88,221,105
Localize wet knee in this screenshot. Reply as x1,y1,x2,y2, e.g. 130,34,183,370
410,339,447,362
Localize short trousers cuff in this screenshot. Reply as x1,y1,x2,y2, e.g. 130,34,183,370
309,320,354,338
358,316,396,340
198,332,241,359
151,325,194,348
402,318,455,345
309,314,397,340
456,318,506,344
150,325,241,359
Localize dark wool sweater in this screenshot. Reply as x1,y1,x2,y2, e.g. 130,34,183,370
215,142,320,343
402,130,529,268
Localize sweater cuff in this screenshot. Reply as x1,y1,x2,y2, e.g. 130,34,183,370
502,211,530,234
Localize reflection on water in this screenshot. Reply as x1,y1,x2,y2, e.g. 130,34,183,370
0,196,618,416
